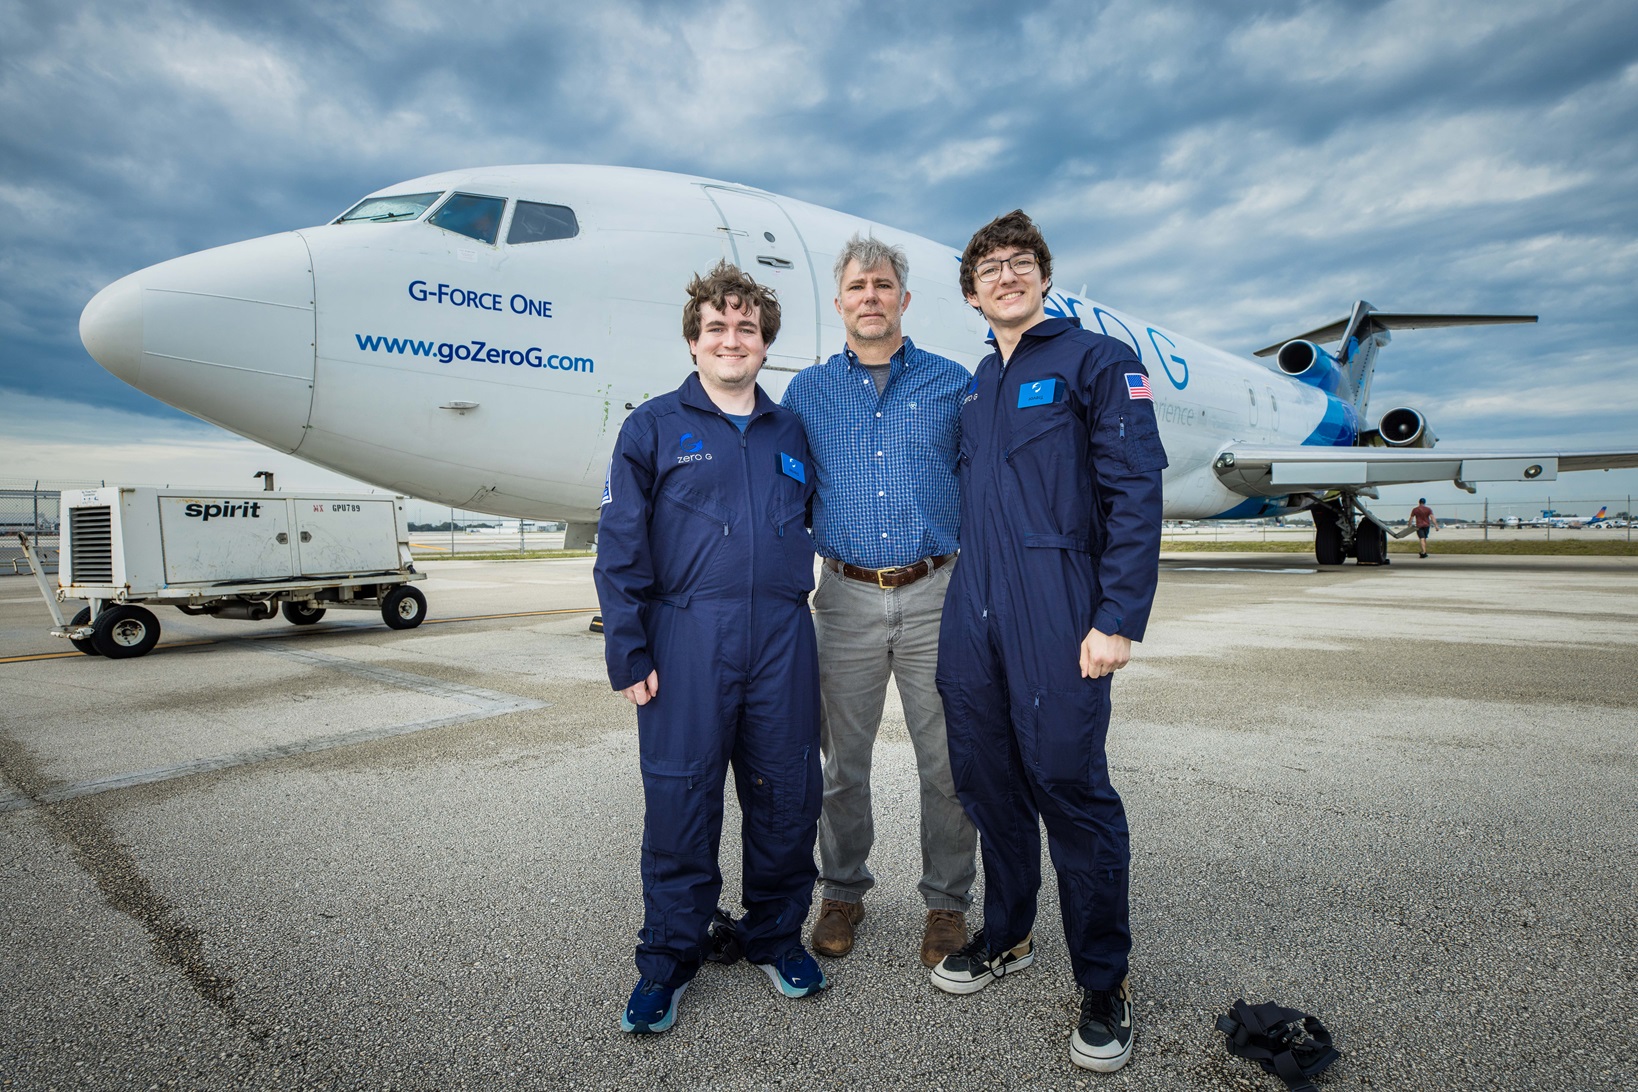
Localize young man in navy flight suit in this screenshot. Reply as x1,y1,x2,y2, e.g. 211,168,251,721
594,261,827,1034
931,212,1166,1073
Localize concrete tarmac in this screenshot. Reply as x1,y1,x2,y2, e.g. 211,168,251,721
1,554,1634,1090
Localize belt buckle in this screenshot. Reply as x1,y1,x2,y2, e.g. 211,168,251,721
876,566,894,589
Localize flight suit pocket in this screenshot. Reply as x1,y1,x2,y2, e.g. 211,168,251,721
1098,412,1168,473
638,756,714,858
767,499,814,595
1016,684,1110,790
738,748,818,838
1004,406,1072,459
659,481,733,529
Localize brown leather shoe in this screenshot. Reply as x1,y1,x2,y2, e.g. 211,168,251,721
810,898,865,958
921,908,968,968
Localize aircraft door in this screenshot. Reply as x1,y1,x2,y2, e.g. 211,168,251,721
702,187,820,383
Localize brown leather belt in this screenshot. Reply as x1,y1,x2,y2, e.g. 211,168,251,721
824,553,956,589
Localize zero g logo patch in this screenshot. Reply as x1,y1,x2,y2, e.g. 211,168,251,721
677,432,712,464
962,376,980,405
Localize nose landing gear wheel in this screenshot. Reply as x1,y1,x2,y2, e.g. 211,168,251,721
90,605,162,659
380,586,427,630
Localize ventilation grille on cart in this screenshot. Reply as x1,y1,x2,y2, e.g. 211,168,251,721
70,506,114,584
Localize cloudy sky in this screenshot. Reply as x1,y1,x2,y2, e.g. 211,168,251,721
3,0,1636,518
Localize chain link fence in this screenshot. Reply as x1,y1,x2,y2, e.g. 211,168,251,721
1162,492,1635,546
0,479,105,575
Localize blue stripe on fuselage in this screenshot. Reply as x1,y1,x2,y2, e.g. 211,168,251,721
1209,496,1287,519
1304,395,1359,447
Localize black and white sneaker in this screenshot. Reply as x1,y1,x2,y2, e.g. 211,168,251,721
1070,977,1133,1072
929,929,1033,995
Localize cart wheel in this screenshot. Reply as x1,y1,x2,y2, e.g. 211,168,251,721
282,601,327,625
380,586,427,630
69,607,102,656
91,605,162,659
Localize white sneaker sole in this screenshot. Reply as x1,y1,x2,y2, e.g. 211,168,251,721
620,981,688,1034
757,961,826,998
1070,1027,1133,1072
929,949,1034,995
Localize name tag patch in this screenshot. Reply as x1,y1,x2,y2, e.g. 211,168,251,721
780,452,806,483
1017,378,1059,408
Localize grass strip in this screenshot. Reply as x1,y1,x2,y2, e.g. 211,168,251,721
1161,538,1638,556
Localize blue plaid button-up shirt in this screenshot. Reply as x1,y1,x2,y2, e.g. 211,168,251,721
781,336,968,569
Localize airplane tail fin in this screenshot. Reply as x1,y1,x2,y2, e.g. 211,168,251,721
1254,303,1537,416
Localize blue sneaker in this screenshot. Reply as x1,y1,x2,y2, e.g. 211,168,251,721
620,978,688,1033
756,945,828,998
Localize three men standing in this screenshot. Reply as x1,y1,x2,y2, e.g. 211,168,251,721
931,212,1166,1074
782,237,978,968
596,214,1166,1074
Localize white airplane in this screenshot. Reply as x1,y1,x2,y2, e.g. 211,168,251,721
78,165,1638,565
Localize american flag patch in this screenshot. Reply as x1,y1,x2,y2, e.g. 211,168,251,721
1124,373,1153,401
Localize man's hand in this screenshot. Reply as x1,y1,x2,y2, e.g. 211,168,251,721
622,670,659,706
1080,628,1131,679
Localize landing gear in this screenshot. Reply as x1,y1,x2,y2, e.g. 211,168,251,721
1312,495,1390,566
1354,520,1389,565
1314,503,1346,566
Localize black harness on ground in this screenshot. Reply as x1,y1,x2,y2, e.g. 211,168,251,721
704,907,743,965
1215,999,1341,1092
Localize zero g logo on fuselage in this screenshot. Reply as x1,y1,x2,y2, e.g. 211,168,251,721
182,501,264,521
677,432,712,463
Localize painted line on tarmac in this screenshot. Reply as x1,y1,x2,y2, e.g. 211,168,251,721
0,607,600,665
0,645,546,811
1170,566,1318,574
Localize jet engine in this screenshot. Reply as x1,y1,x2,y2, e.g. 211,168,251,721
1374,406,1435,448
1274,340,1343,395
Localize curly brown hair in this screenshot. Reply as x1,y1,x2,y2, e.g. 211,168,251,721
958,209,1053,299
682,260,782,346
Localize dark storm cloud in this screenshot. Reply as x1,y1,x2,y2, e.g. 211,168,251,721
1,0,1635,462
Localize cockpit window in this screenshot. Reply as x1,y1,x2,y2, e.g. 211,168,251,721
428,193,505,245
335,192,442,224
507,201,579,244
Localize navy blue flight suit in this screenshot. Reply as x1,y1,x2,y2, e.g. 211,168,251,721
935,317,1166,992
594,372,822,989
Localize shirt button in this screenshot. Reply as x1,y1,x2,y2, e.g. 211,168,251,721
876,451,883,457
881,533,888,538
876,412,882,418
878,491,885,497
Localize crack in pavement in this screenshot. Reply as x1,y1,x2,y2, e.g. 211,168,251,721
0,734,265,1039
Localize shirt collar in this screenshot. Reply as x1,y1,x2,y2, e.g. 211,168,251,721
679,370,777,417
985,316,1081,350
841,336,917,371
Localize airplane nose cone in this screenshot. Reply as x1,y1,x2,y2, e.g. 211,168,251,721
80,273,144,385
78,232,318,453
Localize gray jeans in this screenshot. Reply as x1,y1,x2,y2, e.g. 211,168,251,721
812,557,977,911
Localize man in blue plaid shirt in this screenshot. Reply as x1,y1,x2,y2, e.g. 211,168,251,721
781,235,977,968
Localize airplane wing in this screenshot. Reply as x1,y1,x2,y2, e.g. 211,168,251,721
1212,446,1638,497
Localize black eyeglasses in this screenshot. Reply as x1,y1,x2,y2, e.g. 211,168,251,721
973,255,1037,283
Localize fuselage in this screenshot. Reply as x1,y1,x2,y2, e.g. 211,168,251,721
79,165,1360,523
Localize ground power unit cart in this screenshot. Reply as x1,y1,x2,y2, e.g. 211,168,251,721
20,486,428,659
